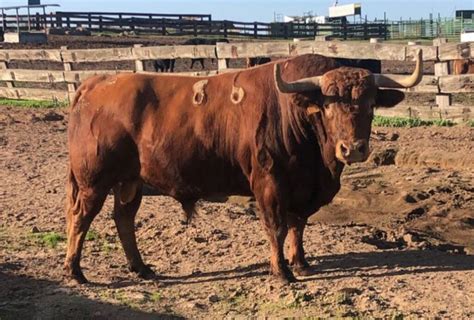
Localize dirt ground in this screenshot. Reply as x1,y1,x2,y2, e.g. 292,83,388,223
0,106,473,319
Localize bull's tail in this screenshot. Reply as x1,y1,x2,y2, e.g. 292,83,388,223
181,200,197,224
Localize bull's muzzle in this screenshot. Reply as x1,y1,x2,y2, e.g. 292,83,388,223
335,139,369,164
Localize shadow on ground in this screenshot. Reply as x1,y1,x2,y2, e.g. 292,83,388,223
153,249,474,286
0,263,183,320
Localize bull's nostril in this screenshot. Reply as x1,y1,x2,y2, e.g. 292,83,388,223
357,143,366,154
340,144,349,157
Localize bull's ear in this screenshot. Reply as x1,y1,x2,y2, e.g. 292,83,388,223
375,89,405,108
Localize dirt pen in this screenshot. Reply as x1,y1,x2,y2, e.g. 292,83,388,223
0,35,473,319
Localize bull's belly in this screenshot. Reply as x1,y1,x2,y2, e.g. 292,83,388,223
139,157,252,200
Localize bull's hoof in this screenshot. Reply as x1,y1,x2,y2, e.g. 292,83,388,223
271,267,297,284
130,264,156,280
292,265,315,277
274,272,297,284
64,267,88,284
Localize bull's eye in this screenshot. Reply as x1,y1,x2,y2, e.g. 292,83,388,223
349,105,359,113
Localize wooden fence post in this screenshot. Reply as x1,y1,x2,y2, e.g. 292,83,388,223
254,22,258,38
223,20,228,38
133,44,144,72
60,46,77,103
0,61,14,89
433,38,451,107
88,13,92,29
434,62,451,107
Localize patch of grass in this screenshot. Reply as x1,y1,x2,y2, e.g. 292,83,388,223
85,230,100,241
32,232,65,248
147,291,162,303
0,98,68,109
373,116,455,127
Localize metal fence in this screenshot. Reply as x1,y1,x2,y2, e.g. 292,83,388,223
387,17,474,39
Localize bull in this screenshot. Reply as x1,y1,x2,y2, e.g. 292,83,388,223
452,59,474,75
65,50,423,284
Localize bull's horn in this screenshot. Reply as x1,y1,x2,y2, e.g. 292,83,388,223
274,64,321,93
373,49,423,88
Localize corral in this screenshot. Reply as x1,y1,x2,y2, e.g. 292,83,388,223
0,32,473,319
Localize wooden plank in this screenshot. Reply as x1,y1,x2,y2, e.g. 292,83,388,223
216,42,290,59
403,75,438,93
438,42,471,61
63,70,131,83
375,104,472,123
61,47,134,63
406,45,437,61
0,49,62,62
0,87,69,101
0,61,14,88
132,45,216,59
308,42,406,61
134,44,144,72
434,62,449,76
439,74,474,93
0,69,65,83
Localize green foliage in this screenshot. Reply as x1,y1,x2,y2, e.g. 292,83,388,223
149,291,162,303
373,116,455,127
33,232,65,248
85,230,99,241
0,98,68,109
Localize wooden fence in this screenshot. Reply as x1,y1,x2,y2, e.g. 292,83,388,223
0,40,473,122
1,11,387,40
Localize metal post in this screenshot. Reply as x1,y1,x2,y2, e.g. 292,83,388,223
27,6,31,31
16,8,20,34
2,9,6,32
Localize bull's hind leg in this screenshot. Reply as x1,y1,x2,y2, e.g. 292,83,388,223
65,182,108,284
113,181,155,279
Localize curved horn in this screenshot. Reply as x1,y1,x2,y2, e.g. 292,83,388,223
274,64,322,93
373,49,423,88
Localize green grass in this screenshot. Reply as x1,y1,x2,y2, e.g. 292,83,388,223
32,232,65,248
85,230,100,241
0,98,68,109
373,116,455,127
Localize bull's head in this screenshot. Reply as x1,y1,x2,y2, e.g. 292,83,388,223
274,50,423,165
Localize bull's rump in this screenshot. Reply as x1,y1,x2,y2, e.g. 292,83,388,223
68,73,253,199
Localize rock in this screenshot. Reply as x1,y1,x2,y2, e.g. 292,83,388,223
402,192,417,203
405,207,426,221
388,132,399,141
31,226,40,233
43,111,64,122
208,294,219,303
194,236,207,243
416,192,430,201
370,148,397,166
402,233,419,247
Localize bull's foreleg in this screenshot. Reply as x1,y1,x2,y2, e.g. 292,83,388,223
288,216,312,276
253,175,296,283
65,187,107,284
113,182,155,280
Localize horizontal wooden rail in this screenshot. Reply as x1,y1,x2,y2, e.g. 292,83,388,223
375,104,472,123
2,41,468,63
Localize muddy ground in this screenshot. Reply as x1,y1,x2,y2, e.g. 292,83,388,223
0,106,473,319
